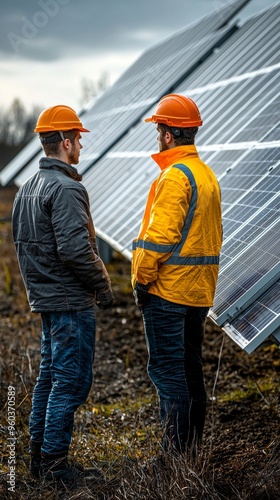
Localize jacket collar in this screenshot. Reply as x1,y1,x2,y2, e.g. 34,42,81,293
151,145,198,171
39,157,82,181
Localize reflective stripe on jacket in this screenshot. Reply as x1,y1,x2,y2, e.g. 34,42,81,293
131,145,223,307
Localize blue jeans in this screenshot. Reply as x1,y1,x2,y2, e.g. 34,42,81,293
29,308,96,457
141,294,208,453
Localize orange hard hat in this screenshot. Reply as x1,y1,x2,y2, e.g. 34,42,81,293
34,105,89,133
145,93,202,127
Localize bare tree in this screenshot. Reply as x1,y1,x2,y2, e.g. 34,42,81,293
0,99,42,146
80,72,110,107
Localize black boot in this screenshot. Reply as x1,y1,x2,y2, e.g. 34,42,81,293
29,441,43,479
41,455,85,487
70,460,104,480
187,400,206,459
41,455,104,487
160,398,189,453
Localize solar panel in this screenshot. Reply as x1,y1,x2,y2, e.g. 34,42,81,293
84,3,280,352
0,0,250,186
0,136,39,186
222,279,280,353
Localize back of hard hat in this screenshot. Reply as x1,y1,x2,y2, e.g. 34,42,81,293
34,105,89,133
145,93,202,128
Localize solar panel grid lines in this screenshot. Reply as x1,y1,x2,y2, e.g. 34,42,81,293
93,225,132,260
185,63,280,98
87,168,157,237
208,161,279,341
83,148,156,189
223,11,280,73
221,194,279,244
213,229,280,318
176,4,280,91
75,26,241,178
220,211,280,272
200,133,280,179
224,212,279,262
222,201,279,242
88,24,234,117
0,137,40,186
184,79,280,146
213,262,280,326
114,0,251,84
223,280,280,353
87,161,154,223
193,75,280,145
109,211,145,245
220,183,280,248
222,179,279,224
77,27,236,171
198,148,250,177
107,119,156,153
222,316,279,352
218,151,280,204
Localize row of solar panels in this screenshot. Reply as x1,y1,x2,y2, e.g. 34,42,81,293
1,0,279,353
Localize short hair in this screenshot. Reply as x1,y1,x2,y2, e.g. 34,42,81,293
39,129,78,156
158,123,198,146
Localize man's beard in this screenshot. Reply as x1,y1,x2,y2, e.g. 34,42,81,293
159,136,168,152
68,150,79,165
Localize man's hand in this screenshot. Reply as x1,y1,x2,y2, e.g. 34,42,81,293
96,287,114,310
133,282,150,307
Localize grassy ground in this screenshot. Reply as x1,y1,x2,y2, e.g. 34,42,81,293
0,186,279,499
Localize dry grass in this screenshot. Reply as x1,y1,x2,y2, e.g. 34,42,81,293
0,186,280,499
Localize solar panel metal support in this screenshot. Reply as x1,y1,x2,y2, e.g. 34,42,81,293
214,262,280,327
223,314,280,354
270,327,280,348
247,316,280,354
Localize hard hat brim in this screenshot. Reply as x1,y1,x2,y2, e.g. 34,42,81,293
77,127,90,132
34,126,90,133
144,115,202,127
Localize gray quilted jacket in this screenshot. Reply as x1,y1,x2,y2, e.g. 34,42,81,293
12,157,112,312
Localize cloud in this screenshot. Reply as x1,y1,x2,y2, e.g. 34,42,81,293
0,0,277,111
0,0,216,60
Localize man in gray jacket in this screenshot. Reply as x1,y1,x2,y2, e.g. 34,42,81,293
12,104,114,486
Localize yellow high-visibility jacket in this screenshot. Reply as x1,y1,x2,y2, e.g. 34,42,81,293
131,145,223,307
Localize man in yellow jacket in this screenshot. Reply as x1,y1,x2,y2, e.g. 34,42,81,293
132,94,223,455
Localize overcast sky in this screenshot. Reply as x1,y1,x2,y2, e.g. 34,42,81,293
0,0,277,114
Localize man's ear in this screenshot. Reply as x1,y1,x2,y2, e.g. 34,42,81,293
165,131,176,147
165,131,173,144
62,138,71,150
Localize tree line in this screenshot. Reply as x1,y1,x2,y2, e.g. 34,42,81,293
0,98,41,147
0,74,110,148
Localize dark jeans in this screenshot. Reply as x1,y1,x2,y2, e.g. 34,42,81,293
29,308,96,457
141,294,208,453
